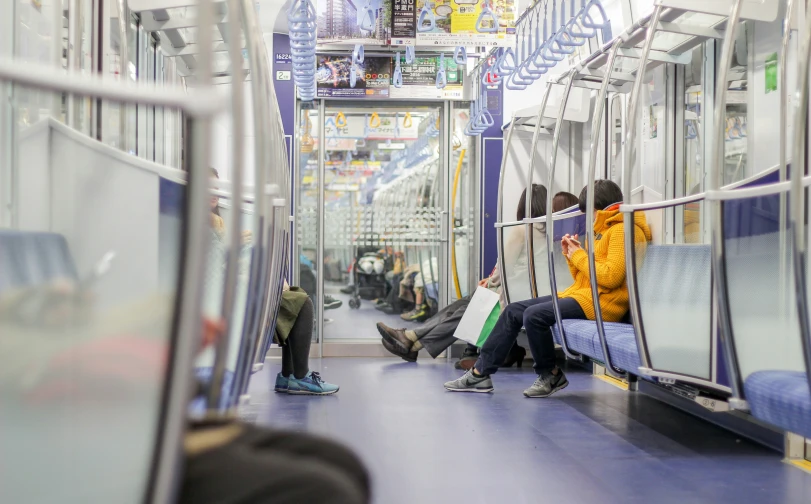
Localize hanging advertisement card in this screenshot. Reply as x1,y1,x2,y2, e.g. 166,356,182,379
388,54,463,99
391,0,417,45
316,55,392,98
317,0,390,45
414,0,516,47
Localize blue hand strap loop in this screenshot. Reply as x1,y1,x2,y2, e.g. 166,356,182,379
358,0,376,32
476,1,499,33
350,64,358,88
436,53,447,89
353,44,365,64
405,45,416,64
418,3,436,32
580,0,613,41
454,46,467,65
393,52,403,88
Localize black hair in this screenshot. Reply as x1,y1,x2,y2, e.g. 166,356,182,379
516,184,548,221
578,179,624,214
552,192,579,213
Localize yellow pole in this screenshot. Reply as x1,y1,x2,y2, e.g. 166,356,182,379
450,149,466,299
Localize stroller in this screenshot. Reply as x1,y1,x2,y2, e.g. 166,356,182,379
348,235,393,309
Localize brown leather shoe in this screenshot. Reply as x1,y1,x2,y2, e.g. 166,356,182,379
454,356,477,370
376,322,413,352
381,337,418,362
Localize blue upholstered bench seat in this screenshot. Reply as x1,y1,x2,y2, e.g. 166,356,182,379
0,230,78,292
744,371,811,439
552,320,641,374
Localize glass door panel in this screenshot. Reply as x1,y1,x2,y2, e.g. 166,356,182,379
321,104,444,341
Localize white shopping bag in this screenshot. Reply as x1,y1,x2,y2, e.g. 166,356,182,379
453,286,501,347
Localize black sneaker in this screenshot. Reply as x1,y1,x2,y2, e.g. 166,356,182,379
324,295,342,310
523,370,568,398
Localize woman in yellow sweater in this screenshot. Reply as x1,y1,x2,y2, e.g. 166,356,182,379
445,180,651,397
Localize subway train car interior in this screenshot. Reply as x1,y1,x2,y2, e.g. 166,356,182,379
5,0,811,502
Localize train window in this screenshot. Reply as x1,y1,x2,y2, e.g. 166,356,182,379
609,95,622,184
722,22,749,186
680,45,705,245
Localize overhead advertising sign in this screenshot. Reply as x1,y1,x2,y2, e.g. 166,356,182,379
316,55,392,98
322,113,421,140
316,0,389,45
414,0,516,47
391,0,417,45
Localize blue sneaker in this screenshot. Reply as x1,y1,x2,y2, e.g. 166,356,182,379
275,373,290,393
287,371,339,395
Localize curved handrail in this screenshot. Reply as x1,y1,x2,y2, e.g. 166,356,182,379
525,82,555,297
621,5,664,373
584,39,624,378
542,69,581,362
790,0,811,395
207,0,246,412
496,114,519,303
708,0,749,402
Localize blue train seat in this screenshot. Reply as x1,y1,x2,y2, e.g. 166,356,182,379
744,371,811,439
0,230,78,292
550,244,710,375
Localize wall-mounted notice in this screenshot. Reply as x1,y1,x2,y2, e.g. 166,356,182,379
391,0,417,45
414,0,516,47
317,0,390,45
389,54,463,99
316,55,392,98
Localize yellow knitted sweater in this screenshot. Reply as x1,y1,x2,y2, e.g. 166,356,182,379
559,205,651,321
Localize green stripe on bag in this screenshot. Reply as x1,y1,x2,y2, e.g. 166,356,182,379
475,304,501,348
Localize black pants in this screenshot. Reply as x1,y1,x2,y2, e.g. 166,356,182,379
181,422,370,504
416,295,471,358
476,295,586,376
282,297,313,380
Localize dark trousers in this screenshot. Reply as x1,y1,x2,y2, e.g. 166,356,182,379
416,295,471,358
476,295,586,376
281,297,313,380
181,422,370,504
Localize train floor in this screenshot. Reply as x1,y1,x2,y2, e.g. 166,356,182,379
244,357,811,504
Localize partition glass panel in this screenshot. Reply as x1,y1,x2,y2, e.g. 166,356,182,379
502,223,533,303
634,201,712,379
321,104,444,341
296,106,319,343
0,90,186,503
681,45,706,244
450,106,474,300
723,189,804,381
721,23,749,186
536,212,586,299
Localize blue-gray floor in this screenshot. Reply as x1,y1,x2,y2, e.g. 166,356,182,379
245,357,811,504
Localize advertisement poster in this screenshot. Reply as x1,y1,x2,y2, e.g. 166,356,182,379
317,0,390,45
316,55,392,98
391,0,417,45
323,113,420,140
414,0,516,47
389,54,463,99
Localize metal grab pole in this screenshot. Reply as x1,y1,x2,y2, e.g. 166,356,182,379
525,82,555,298
790,0,811,399
621,5,664,371
778,0,797,322
709,0,748,402
544,69,579,362
206,0,245,413
585,40,625,379
496,113,518,304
